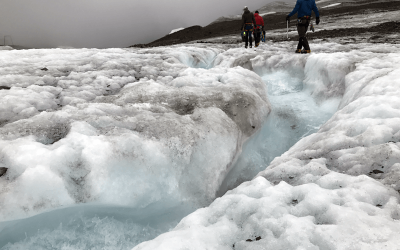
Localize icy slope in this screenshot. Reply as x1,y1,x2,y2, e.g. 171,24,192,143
133,42,400,249
0,46,270,223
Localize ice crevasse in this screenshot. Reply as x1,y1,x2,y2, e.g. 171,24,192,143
134,43,400,249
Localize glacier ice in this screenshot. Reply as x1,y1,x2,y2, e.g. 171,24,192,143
133,42,400,249
1,41,400,249
0,44,271,249
0,204,194,250
134,175,400,250
218,70,339,195
0,46,270,224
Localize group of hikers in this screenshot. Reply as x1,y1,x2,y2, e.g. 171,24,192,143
242,0,320,53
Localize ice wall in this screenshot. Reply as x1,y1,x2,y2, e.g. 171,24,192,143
133,42,400,249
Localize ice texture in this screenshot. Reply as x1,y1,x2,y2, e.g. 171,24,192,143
218,70,339,195
0,204,193,250
261,47,400,191
135,174,400,250
2,40,400,249
0,46,270,223
133,42,400,249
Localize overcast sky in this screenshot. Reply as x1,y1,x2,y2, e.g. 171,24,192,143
0,0,292,49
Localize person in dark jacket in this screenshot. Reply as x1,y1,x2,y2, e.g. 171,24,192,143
254,11,265,48
241,6,256,48
286,0,320,53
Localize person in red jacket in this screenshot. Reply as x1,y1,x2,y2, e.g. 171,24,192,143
254,11,264,48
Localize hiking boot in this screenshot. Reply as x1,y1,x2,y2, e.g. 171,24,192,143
295,49,302,53
245,46,248,49
301,50,311,54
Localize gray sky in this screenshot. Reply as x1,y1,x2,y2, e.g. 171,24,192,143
0,0,289,49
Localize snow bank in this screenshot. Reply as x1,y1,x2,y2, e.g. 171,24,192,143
133,42,400,249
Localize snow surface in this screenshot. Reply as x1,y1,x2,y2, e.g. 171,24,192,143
260,12,276,16
169,28,185,34
321,3,342,8
1,39,400,249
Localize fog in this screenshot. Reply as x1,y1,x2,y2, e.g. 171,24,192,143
0,0,290,49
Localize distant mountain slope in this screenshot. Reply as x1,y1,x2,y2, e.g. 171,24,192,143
257,1,295,13
209,0,396,25
209,1,295,25
131,0,400,48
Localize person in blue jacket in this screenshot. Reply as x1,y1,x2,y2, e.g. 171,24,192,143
286,0,320,53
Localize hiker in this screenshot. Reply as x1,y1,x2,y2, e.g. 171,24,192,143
286,0,320,53
241,6,256,48
254,11,265,48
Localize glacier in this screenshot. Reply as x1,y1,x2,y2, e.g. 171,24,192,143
0,40,399,249
133,43,400,249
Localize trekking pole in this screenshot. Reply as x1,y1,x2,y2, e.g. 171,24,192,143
287,20,289,40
